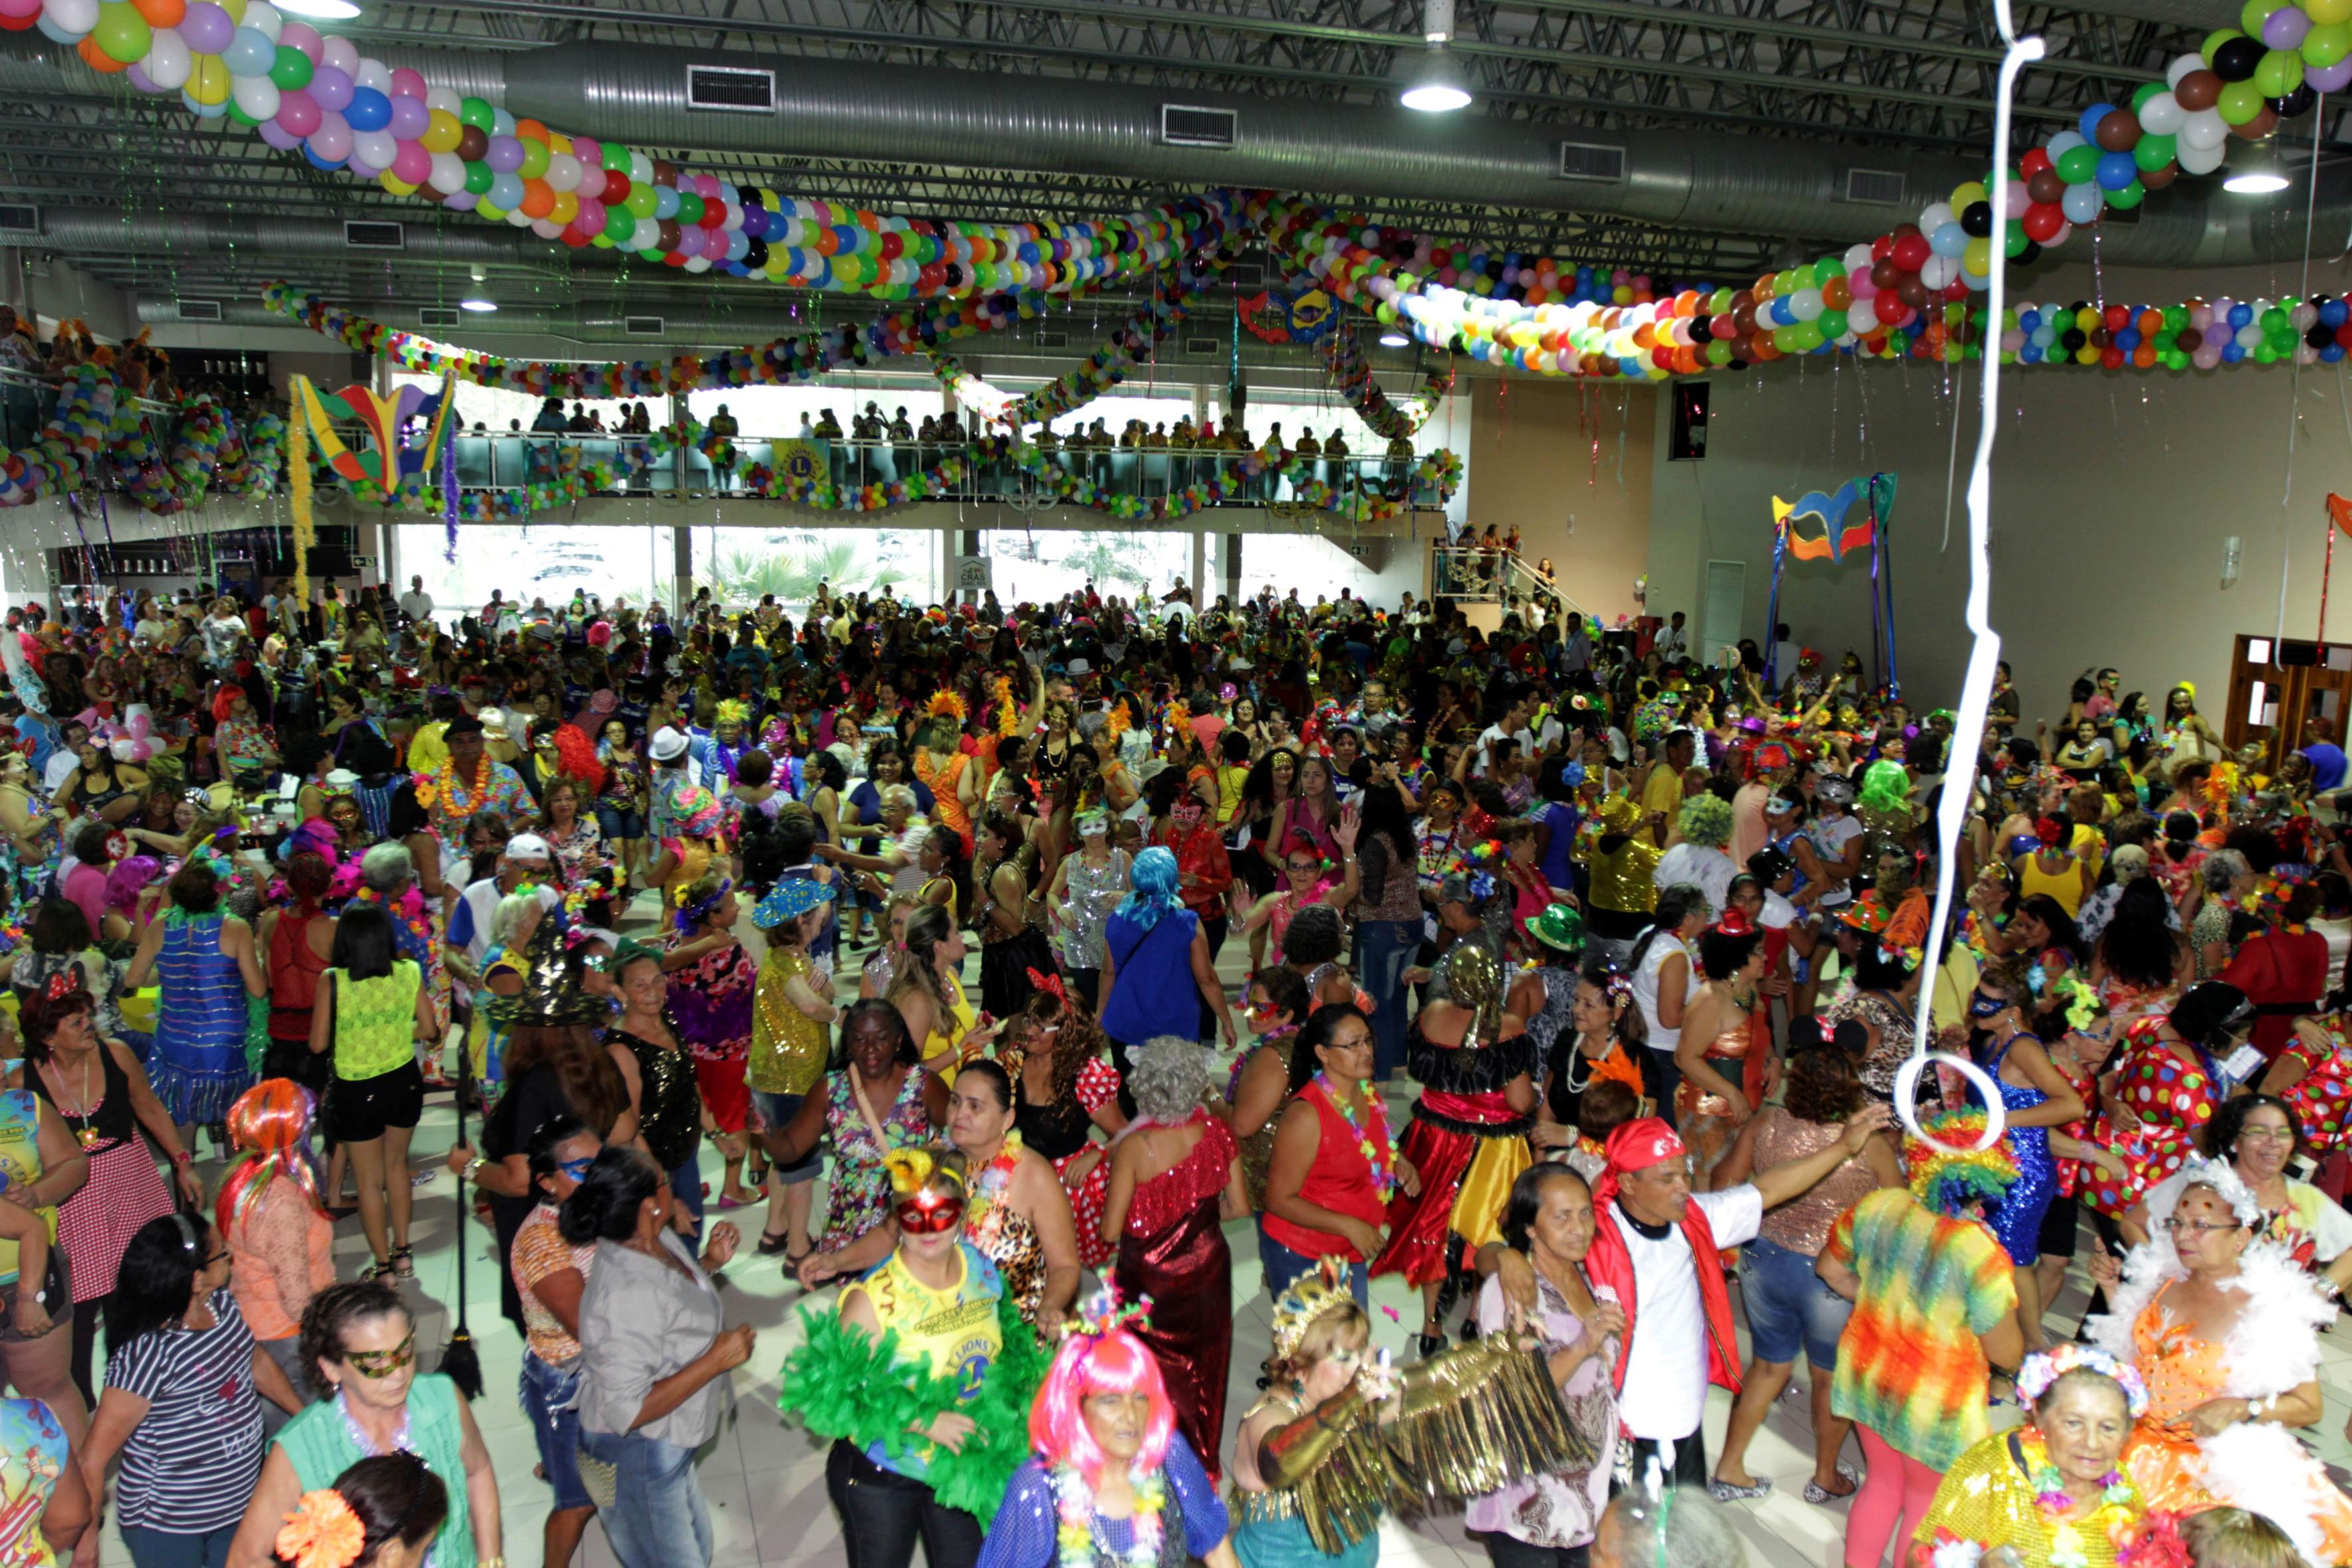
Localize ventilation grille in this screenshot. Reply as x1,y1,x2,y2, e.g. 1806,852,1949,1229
1842,169,1907,205
417,306,462,329
688,64,776,113
0,204,37,238
625,315,666,337
1160,104,1237,149
172,299,223,323
1227,257,1266,289
343,220,404,250
1557,141,1627,182
1035,329,1071,349
1183,335,1221,356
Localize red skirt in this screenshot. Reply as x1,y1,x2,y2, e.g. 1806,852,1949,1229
692,1057,751,1135
1372,1100,1533,1287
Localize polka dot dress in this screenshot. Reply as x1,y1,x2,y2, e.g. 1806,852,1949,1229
2084,1017,2219,1219
2282,1021,2352,1155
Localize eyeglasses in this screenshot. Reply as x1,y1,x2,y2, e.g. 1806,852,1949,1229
1286,862,1320,874
894,1196,965,1235
2236,1127,2297,1144
344,1332,416,1377
2159,1219,2243,1236
203,1251,232,1269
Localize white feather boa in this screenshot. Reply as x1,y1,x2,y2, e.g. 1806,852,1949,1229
2086,1237,2339,1565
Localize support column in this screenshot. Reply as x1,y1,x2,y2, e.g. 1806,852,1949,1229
962,527,982,608
672,525,692,609
1190,529,1205,611
1224,532,1242,606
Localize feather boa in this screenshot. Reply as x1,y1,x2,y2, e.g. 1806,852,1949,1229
778,1285,1049,1520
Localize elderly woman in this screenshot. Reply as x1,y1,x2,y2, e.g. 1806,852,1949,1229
227,1280,501,1568
764,998,951,1255
2190,848,2257,980
125,859,265,1143
1105,1035,1248,1484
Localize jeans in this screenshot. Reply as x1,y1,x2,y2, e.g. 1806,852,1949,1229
1197,912,1230,1040
1482,1537,1590,1568
825,1439,984,1568
520,1352,593,1512
750,1090,822,1182
1354,917,1418,1081
120,1525,236,1568
1640,1048,1681,1129
666,1153,705,1244
1257,1225,1369,1308
577,1428,712,1568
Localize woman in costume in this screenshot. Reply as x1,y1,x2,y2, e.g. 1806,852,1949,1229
1964,953,2088,1353
1912,1346,2162,1568
1372,943,1536,1358
2217,878,2330,1060
1102,1036,1247,1484
998,980,1125,1273
2086,1154,2352,1565
783,1146,1051,1568
1671,908,1765,1180
2120,1096,2352,1283
976,1292,1239,1568
1229,1266,1395,1568
2082,983,2254,1223
2258,1009,2352,1167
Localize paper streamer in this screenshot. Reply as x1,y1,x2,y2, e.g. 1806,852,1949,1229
287,378,313,604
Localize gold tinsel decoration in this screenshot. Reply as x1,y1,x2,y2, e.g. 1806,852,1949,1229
287,375,313,604
994,675,1018,737
1383,1334,1591,1507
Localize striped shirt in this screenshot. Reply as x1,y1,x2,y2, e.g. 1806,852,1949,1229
104,1288,265,1531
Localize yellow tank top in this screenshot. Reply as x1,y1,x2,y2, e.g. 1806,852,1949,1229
852,1241,1003,1478
2019,853,2086,918
1215,764,1251,826
0,1091,56,1288
925,973,977,1059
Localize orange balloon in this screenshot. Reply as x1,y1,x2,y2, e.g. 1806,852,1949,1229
514,118,549,143
78,35,128,72
814,226,838,256
519,178,555,218
130,0,185,25
1822,277,1851,309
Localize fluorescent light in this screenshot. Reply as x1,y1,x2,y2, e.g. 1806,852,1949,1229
2223,170,2290,194
458,297,498,313
1378,330,1411,347
274,0,360,17
1399,46,1472,112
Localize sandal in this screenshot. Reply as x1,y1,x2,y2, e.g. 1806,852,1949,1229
1804,1466,1862,1505
1707,1477,1772,1503
361,1259,395,1283
390,1246,414,1279
755,1229,796,1256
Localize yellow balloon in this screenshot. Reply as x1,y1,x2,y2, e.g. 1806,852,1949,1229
2075,344,2100,365
549,190,578,224
379,173,416,196
2075,305,2100,332
1961,237,1992,274
187,54,228,106
2310,0,2352,27
420,109,461,155
1951,181,1989,212
548,131,570,154
216,0,244,20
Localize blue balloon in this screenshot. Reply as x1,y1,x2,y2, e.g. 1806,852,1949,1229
491,108,516,137
2116,327,2141,350
343,86,391,132
33,13,85,42
2019,309,2041,331
2229,302,2254,328
2021,341,2043,362
487,171,525,209
2079,104,2112,141
2323,297,2349,328
2325,342,2347,362
2095,151,2139,191
653,186,680,220
222,26,274,75
302,142,344,167
2223,340,2246,362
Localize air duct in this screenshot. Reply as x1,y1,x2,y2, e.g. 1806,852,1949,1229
5,36,2348,271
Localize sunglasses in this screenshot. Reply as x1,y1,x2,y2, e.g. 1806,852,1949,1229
344,1332,416,1378
895,1196,965,1236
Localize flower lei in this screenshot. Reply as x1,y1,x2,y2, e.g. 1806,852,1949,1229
1052,1460,1167,1568
413,753,493,819
963,1132,1025,1253
1315,1071,1399,1201
2019,1429,2139,1568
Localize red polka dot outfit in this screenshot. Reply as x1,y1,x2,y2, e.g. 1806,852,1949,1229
1052,1057,1121,1270
2084,1017,2219,1219
2280,1019,2352,1155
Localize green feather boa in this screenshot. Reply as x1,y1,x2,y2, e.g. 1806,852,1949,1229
779,1289,1050,1520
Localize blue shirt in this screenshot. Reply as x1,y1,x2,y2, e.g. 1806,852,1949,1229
977,1436,1229,1568
1098,907,1202,1047
2304,742,2349,793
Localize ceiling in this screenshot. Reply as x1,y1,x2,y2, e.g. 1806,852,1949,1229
0,0,2326,339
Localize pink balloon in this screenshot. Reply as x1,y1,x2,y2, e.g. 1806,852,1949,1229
572,136,599,167
575,166,605,200
530,217,563,240
388,66,426,98
0,0,42,19
390,140,430,183
319,33,356,74
574,197,605,236
274,88,319,136
307,109,351,163
1847,266,1877,300
277,21,319,60
2193,344,2223,369
693,173,719,200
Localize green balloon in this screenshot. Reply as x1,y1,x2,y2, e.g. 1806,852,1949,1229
517,139,549,179
2165,305,2187,331
2105,179,2146,208
2242,0,2279,37
90,2,149,63
269,44,312,90
2217,79,2267,123
226,100,260,126
676,192,703,226
1818,307,1849,338
2254,47,2305,96
1813,256,1842,287
2005,220,2029,257
458,96,495,131
2131,80,2165,110
603,207,635,245
625,183,657,218
2056,144,2101,183
2133,133,2177,171
2262,305,2288,331
2306,20,2352,64
603,143,631,172
463,160,493,195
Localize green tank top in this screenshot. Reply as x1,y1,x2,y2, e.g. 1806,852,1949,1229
329,961,422,1082
274,1374,472,1568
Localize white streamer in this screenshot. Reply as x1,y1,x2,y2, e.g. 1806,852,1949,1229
1905,3,2043,1152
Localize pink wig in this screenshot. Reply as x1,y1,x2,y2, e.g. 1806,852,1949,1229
1028,1326,1175,1486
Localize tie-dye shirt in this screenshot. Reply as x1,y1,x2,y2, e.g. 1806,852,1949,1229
1823,1189,2017,1470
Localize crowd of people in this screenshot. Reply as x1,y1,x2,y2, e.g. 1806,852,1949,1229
1,569,2352,1568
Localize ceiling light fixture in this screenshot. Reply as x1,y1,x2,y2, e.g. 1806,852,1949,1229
1378,330,1411,347
1397,0,1472,112
2223,164,2290,195
458,297,498,313
273,0,360,17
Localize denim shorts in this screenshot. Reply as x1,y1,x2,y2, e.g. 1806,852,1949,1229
751,1089,821,1183
1738,1233,1851,1367
520,1350,593,1512
595,805,646,840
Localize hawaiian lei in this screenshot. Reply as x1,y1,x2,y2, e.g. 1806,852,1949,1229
963,1132,1024,1252
1315,1071,1399,1201
413,753,493,819
1052,1462,1167,1568
2021,1429,2138,1568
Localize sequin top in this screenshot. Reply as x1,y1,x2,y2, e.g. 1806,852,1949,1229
1913,1431,2136,1568
605,1024,701,1173
1056,846,1131,971
1753,1108,1877,1255
748,948,829,1097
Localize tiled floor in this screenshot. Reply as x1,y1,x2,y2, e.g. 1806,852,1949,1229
80,923,2352,1567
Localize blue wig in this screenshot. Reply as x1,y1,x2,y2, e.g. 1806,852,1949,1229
1117,846,1186,933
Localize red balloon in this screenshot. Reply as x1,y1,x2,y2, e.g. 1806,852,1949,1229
2021,202,2065,242
1871,234,1895,262
2174,68,2222,110
601,173,630,205
1891,233,1932,272
1891,222,1922,240
2101,347,2126,369
2102,304,2129,332
2020,147,2053,175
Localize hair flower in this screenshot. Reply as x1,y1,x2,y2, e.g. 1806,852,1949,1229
274,1489,366,1568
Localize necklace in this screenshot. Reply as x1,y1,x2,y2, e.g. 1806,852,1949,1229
1315,1071,1398,1201
1053,1462,1166,1568
45,1049,102,1150
963,1133,1025,1251
333,1387,414,1459
414,753,493,819
2019,1430,2136,1568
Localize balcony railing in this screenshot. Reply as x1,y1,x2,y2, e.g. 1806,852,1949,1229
1432,544,1581,620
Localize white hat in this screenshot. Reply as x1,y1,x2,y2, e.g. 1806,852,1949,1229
1066,657,1091,676
649,726,690,761
504,832,553,861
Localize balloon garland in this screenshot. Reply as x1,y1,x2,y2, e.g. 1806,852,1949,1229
0,368,283,510
1326,330,1454,439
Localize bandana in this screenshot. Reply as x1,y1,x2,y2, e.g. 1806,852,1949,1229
1585,1117,1741,1404
1603,1117,1686,1178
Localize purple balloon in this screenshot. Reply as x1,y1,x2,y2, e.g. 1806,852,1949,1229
307,64,352,112
125,62,157,93
308,110,352,163
386,95,428,139
741,204,768,239
442,189,477,212
275,88,320,137
179,0,231,54
484,135,524,174
2264,5,2311,49
258,119,299,149
2308,57,2352,90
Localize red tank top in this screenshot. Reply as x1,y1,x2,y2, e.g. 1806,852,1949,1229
268,910,330,1042
1261,1080,1392,1261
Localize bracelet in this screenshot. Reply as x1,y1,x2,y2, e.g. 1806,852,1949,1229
478,1559,506,1568
170,1150,191,1167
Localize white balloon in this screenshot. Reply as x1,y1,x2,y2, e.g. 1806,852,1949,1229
504,204,530,227
142,27,191,90
241,2,280,41
1918,201,1956,234
1847,297,1880,335
353,56,390,93
2138,90,2185,135
428,150,465,191
2179,137,2227,173
1920,253,1960,289
350,126,396,167
629,150,651,183
230,72,278,119
44,0,98,35
2168,51,2206,86
1843,242,1874,272
542,151,581,192
424,85,461,115
319,34,357,74
2180,107,2229,149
